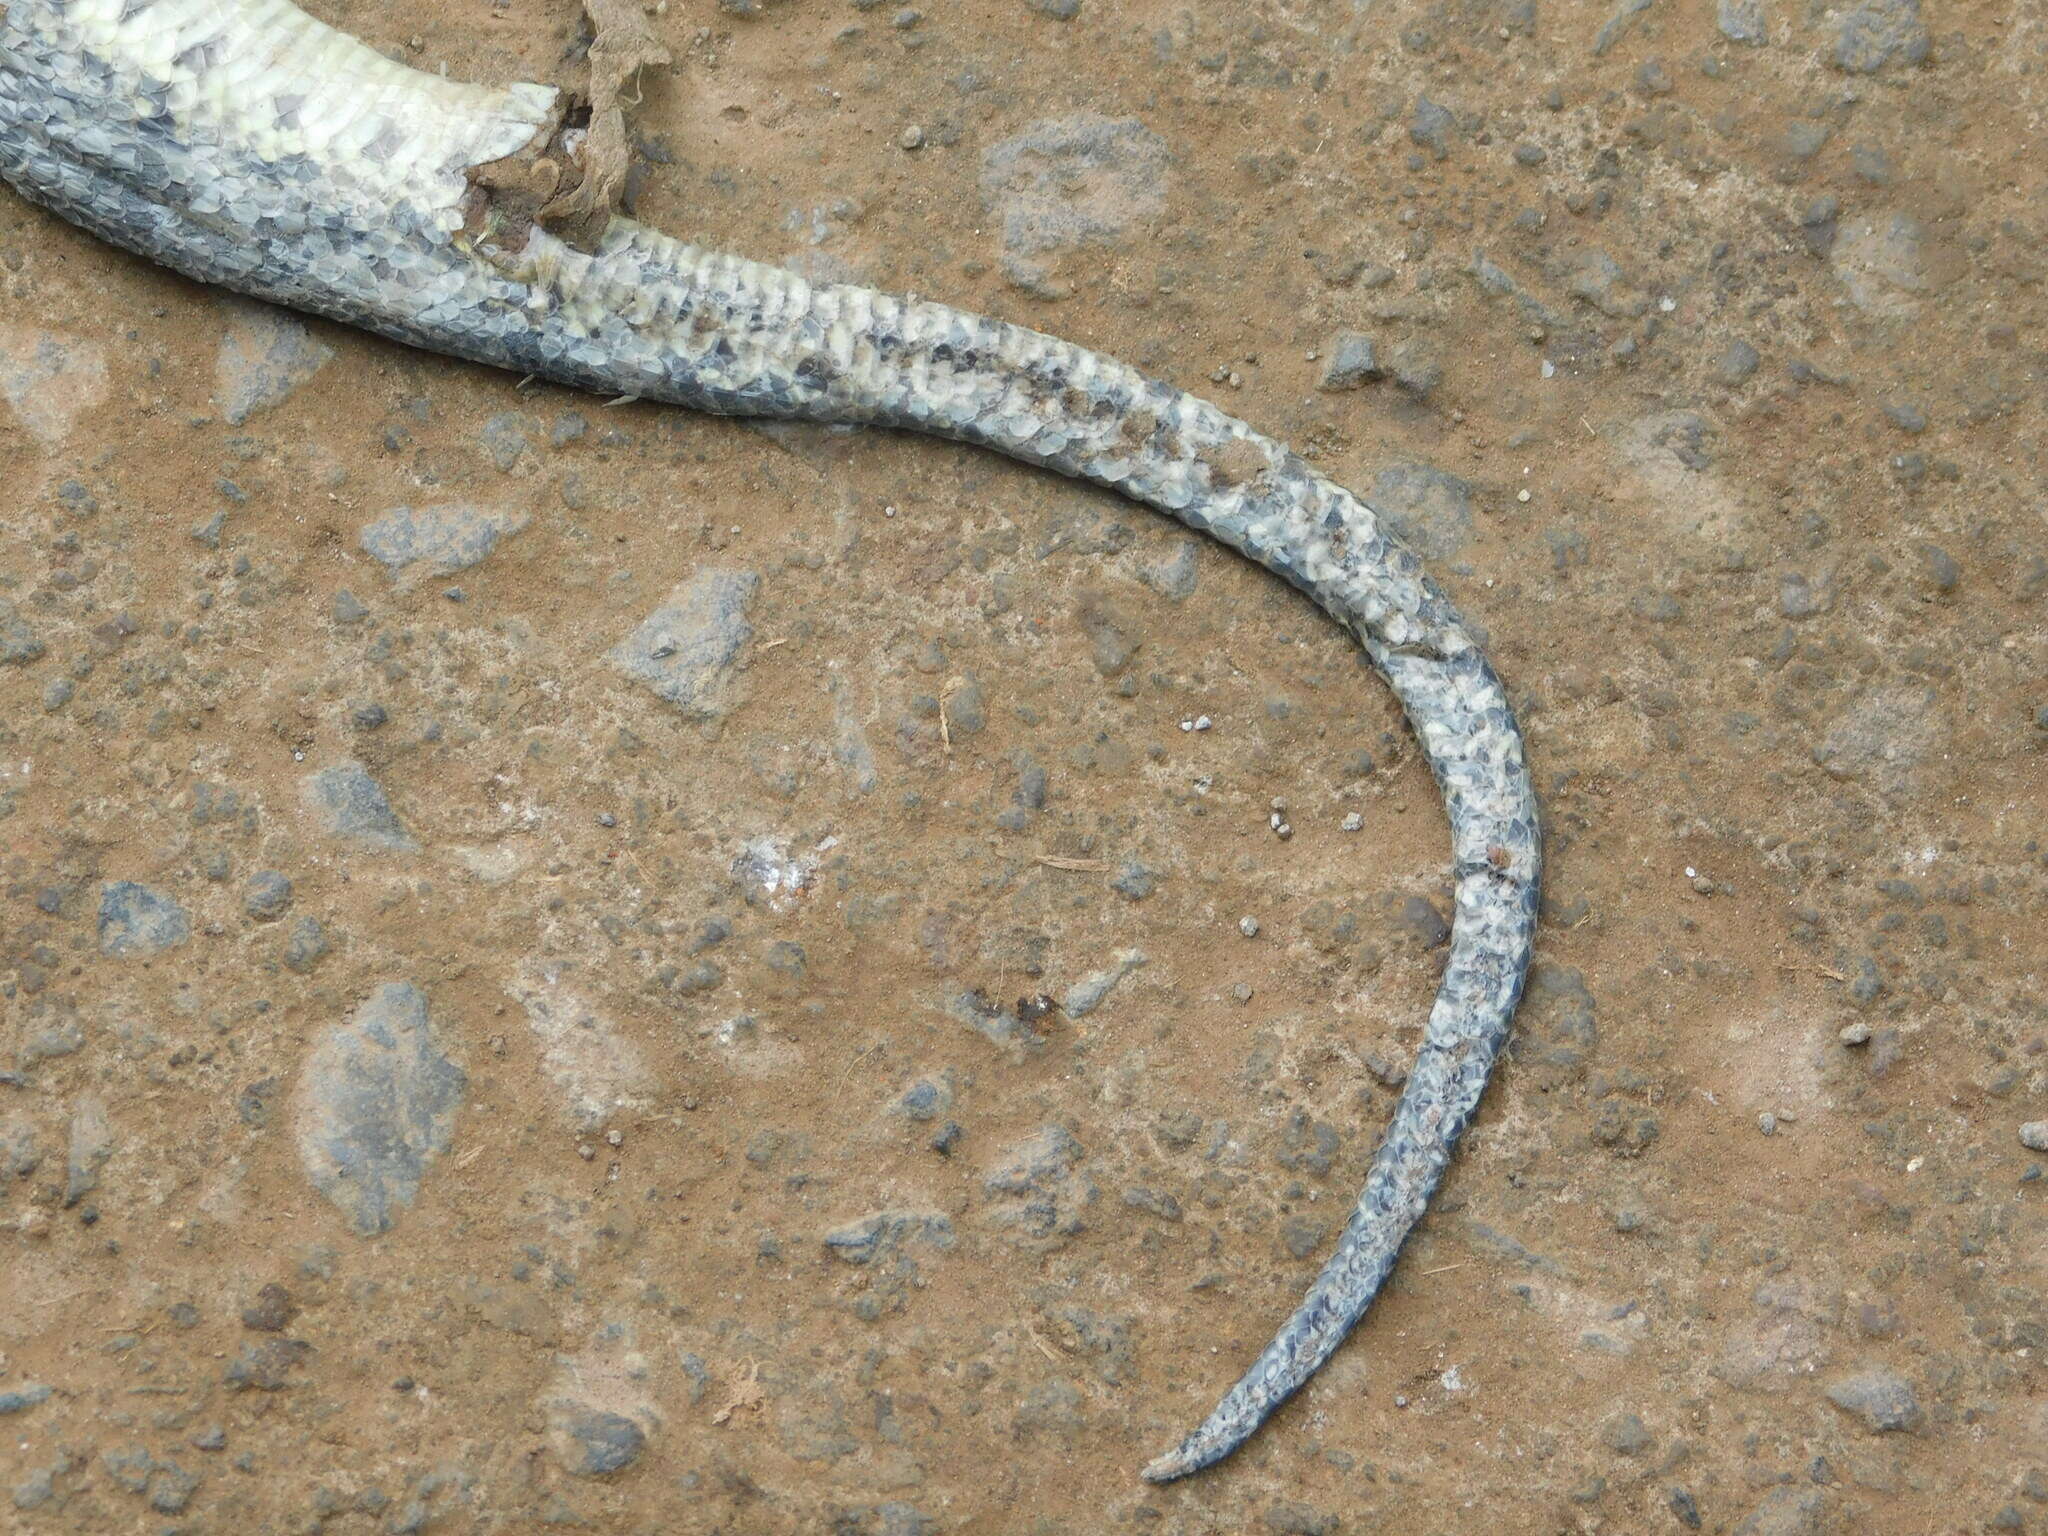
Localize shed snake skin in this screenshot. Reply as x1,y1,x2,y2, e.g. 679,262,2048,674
0,0,1541,1482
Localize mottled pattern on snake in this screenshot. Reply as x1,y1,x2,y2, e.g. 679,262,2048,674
0,0,1542,1481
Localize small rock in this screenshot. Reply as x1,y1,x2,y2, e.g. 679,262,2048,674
1601,1411,1653,1454
1824,1368,1922,1432
478,412,530,471
359,503,529,580
1060,950,1146,1019
608,568,761,722
0,599,44,665
1409,95,1455,158
0,1384,52,1415
2019,1122,2048,1153
295,983,467,1235
241,1283,298,1332
1716,338,1760,384
244,870,293,920
1833,0,1928,73
301,762,414,850
282,916,329,974
550,1407,646,1477
98,882,190,957
215,300,333,424
1317,332,1381,391
1717,0,1766,43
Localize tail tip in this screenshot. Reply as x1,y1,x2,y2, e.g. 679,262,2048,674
1140,1442,1204,1484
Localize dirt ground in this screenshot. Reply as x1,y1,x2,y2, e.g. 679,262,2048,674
2,0,2045,1531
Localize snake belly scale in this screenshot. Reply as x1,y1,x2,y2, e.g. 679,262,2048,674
0,0,1541,1481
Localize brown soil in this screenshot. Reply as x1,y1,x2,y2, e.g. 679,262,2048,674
1,0,2044,1532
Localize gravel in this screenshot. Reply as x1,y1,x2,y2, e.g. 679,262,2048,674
244,869,293,920
1824,1368,1922,1432
607,567,760,721
301,762,415,850
1317,332,1381,391
98,881,190,957
295,982,467,1235
359,503,530,580
549,1406,647,1476
214,300,332,424
0,599,43,665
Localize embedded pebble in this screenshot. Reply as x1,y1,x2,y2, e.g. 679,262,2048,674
2020,1123,2048,1153
0,599,43,665
301,762,415,850
1824,1369,1922,1432
98,881,190,957
359,503,529,580
1060,949,1147,1019
214,299,332,423
549,1406,647,1477
607,567,760,721
295,983,467,1235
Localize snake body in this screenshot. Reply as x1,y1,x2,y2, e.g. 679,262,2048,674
0,0,1540,1481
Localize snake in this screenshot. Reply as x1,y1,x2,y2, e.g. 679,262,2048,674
0,0,1541,1483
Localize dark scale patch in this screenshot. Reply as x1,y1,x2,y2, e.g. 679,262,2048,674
273,93,304,131
793,352,835,389
175,35,227,75
360,121,405,164
118,0,158,22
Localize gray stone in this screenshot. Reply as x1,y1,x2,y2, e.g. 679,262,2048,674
1716,339,1761,384
984,1124,1095,1240
2019,1122,2048,1152
1833,0,1927,72
0,1384,51,1415
822,1209,954,1264
1140,540,1200,601
244,870,293,920
1023,0,1080,16
1825,1368,1922,1432
1060,950,1146,1019
1601,1411,1653,1454
0,600,42,666
1832,213,1931,318
295,983,467,1235
1370,464,1475,561
301,762,414,850
1815,684,1942,796
607,568,760,722
980,116,1168,293
283,916,329,974
1717,0,1765,43
215,300,333,424
332,589,369,625
1409,95,1455,157
1565,248,1647,317
1318,332,1381,391
98,882,190,957
1592,0,1653,55
550,1407,646,1477
479,411,531,471
359,503,529,580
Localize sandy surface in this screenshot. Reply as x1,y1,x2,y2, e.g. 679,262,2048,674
2,0,2045,1531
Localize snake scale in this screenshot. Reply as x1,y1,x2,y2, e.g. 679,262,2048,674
0,0,1541,1482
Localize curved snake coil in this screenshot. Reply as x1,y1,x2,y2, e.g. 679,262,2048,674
0,0,1541,1482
